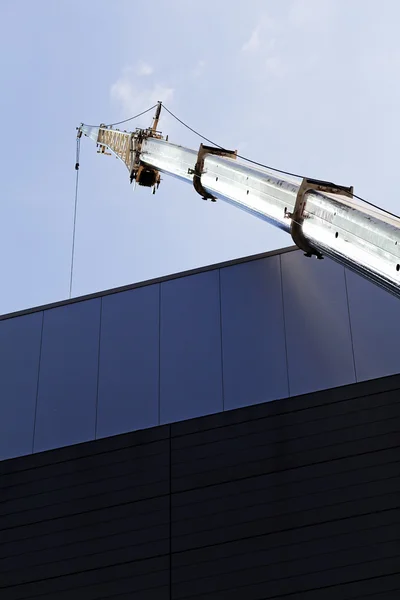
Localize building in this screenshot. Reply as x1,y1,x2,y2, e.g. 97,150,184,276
0,245,399,598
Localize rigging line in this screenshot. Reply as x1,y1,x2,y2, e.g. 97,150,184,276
83,104,158,129
70,136,81,298
162,105,222,149
162,104,301,178
162,104,400,221
352,193,400,221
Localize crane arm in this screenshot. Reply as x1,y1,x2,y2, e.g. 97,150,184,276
78,118,400,299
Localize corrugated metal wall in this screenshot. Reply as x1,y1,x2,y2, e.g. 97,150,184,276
1,247,400,460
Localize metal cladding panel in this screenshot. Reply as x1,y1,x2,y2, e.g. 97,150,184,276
345,269,400,381
2,246,400,464
281,251,356,396
160,270,223,423
33,300,101,453
0,312,42,460
220,257,288,410
96,286,160,438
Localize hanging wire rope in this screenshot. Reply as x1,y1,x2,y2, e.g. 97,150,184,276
70,135,81,298
70,105,160,297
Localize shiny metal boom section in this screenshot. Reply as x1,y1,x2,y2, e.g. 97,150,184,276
141,137,400,299
79,125,400,299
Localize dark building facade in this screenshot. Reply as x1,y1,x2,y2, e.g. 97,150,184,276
1,246,400,598
0,372,399,598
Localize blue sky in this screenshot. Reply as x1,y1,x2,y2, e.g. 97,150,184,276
1,0,400,314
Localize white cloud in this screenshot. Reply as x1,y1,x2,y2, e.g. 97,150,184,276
136,61,154,76
242,28,261,53
242,15,275,53
241,1,336,82
110,67,174,120
289,0,336,30
265,56,286,78
241,15,285,79
192,60,206,78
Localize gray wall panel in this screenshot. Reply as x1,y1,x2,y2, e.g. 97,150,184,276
96,286,160,438
220,257,288,410
160,271,223,423
2,246,400,463
281,252,356,396
346,269,400,381
0,313,42,460
33,300,101,453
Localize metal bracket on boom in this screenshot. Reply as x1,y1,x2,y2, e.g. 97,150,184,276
285,178,354,259
189,144,237,202
129,103,164,193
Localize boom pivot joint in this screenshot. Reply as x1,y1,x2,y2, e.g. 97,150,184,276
189,144,237,202
285,178,353,259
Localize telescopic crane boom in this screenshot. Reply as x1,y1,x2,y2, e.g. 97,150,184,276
78,105,400,299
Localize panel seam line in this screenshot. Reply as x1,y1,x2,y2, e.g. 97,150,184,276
218,269,225,411
169,424,172,600
94,297,103,438
279,255,291,397
31,311,45,453
344,268,358,382
158,283,162,425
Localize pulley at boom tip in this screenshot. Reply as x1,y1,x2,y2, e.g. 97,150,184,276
77,103,166,194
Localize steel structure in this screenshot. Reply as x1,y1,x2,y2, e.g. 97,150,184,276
79,107,400,299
